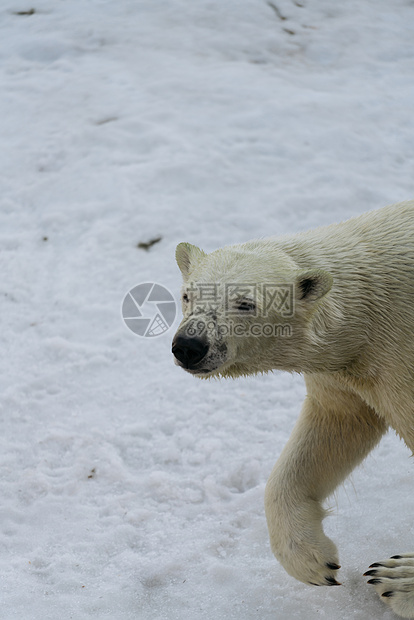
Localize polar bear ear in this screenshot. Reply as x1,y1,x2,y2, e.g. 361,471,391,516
175,242,206,278
295,269,333,301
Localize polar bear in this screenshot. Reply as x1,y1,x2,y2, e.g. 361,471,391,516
172,200,414,618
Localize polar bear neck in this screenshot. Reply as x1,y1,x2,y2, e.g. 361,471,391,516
272,201,414,377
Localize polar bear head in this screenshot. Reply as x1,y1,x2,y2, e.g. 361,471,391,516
172,241,334,378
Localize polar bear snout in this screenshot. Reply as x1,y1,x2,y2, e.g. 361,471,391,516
172,334,209,370
172,324,230,376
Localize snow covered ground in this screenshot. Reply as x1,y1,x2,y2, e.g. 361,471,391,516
0,0,413,618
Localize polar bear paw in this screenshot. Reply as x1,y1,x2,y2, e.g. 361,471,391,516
269,525,341,586
364,554,414,619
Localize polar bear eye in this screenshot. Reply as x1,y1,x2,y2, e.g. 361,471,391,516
237,299,256,312
182,293,189,303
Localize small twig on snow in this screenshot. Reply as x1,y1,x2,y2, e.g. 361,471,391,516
266,1,287,21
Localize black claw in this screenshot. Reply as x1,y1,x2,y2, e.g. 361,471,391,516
367,578,382,585
382,591,394,598
368,562,384,568
309,582,320,586
326,576,341,586
363,569,377,577
391,555,402,559
326,562,341,570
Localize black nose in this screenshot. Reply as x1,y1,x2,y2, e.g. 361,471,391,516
172,334,209,368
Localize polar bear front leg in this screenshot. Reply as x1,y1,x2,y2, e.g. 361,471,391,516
265,381,387,586
364,554,414,618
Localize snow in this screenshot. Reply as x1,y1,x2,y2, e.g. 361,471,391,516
0,0,413,618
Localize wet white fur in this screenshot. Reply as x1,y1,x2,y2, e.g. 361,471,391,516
175,200,414,617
